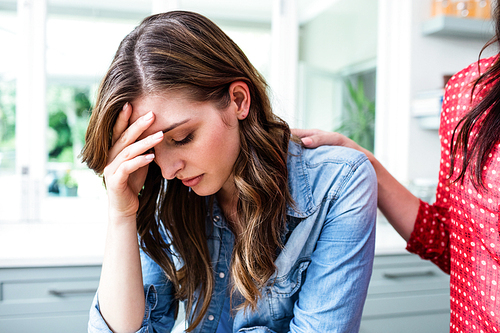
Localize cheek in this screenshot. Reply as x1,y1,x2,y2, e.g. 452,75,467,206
206,124,240,163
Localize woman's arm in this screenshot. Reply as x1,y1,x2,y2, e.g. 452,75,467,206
96,103,164,332
368,157,420,241
291,129,420,241
97,215,145,332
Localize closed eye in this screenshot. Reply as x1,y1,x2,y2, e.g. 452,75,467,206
173,133,194,146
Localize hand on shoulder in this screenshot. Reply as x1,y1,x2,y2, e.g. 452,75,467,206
291,128,372,159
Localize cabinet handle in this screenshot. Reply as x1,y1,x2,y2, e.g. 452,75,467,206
48,288,97,296
383,270,435,279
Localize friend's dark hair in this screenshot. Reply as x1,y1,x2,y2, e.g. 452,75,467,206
81,11,293,331
450,2,500,190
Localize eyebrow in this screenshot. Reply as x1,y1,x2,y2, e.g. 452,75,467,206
161,119,190,133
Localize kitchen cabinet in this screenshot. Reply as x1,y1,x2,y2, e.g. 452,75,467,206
0,265,101,333
1,254,449,332
360,253,450,333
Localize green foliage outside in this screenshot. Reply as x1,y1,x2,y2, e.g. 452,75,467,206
336,77,375,152
0,80,16,148
0,83,92,169
59,169,78,188
47,86,92,163
48,109,73,159
0,80,16,170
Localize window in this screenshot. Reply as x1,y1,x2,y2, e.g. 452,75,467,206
0,8,18,222
41,14,140,223
0,3,272,225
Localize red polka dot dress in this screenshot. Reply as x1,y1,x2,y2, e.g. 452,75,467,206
407,56,500,332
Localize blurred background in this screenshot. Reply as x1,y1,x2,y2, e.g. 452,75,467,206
0,0,495,332
0,0,380,228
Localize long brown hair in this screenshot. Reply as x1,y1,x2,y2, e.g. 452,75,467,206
81,11,293,330
450,3,500,190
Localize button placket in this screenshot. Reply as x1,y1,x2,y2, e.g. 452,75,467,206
200,210,233,332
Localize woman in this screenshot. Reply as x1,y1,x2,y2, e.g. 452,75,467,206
294,5,500,332
82,11,377,333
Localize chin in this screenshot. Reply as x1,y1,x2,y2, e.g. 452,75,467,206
190,186,218,197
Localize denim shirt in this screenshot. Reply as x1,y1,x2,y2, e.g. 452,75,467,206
89,141,377,333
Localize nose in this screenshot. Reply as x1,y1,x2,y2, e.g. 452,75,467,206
154,149,184,180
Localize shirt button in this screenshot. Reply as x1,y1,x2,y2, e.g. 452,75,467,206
219,272,225,278
208,315,215,321
213,215,220,222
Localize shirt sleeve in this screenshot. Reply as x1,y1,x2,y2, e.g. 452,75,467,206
88,283,164,333
88,246,178,333
406,199,451,273
289,158,377,332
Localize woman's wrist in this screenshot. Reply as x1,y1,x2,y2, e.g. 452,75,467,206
108,210,138,228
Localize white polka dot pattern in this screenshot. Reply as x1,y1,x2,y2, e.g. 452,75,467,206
406,56,500,332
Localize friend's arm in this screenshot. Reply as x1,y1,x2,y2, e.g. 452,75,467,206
291,129,419,241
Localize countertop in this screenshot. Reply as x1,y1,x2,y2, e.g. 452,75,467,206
0,219,408,268
0,222,107,268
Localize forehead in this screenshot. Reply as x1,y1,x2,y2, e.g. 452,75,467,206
129,91,189,124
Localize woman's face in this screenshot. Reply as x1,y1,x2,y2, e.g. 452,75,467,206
130,90,243,197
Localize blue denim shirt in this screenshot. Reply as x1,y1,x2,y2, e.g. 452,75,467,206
89,141,377,333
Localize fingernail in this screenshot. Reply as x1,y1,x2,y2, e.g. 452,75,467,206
153,131,163,139
145,154,155,161
301,137,312,146
144,111,153,121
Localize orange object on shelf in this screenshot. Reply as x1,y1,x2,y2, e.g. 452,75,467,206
473,0,491,20
452,0,472,18
432,0,491,19
431,0,453,16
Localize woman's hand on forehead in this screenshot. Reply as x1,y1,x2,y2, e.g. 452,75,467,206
103,102,163,219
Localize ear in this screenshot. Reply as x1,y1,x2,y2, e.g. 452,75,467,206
229,81,250,120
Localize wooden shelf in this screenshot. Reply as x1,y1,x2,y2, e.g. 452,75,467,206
422,16,494,39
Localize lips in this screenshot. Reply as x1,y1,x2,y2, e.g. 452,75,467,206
181,174,203,187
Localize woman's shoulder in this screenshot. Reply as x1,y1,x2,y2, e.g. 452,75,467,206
445,55,497,95
288,140,370,173
303,144,368,167
287,141,376,215
440,55,498,133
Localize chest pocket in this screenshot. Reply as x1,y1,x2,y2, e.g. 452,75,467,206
266,259,311,320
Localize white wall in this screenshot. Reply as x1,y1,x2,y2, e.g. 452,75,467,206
376,0,496,183
299,0,378,73
298,0,378,131
407,0,495,181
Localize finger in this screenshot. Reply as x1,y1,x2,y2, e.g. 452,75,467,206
104,154,155,194
108,111,155,163
107,131,163,173
112,103,132,146
291,128,321,138
300,134,325,148
300,136,314,147
112,154,155,183
300,133,347,149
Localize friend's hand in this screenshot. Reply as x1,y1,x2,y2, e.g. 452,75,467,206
103,102,164,219
291,128,361,150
